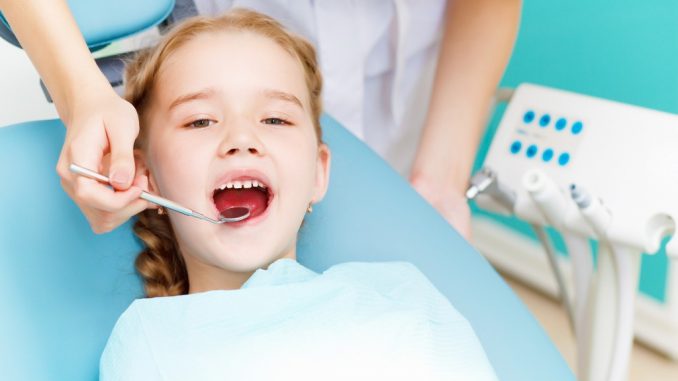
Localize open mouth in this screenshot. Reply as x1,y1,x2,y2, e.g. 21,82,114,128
212,177,273,223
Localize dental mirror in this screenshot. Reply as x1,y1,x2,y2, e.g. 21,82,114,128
219,206,251,221
69,163,251,224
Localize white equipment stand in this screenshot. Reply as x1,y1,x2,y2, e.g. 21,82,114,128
470,84,678,381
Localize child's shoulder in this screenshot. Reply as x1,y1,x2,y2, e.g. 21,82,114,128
108,295,187,337
322,261,434,295
106,298,156,338
325,260,427,278
324,261,423,280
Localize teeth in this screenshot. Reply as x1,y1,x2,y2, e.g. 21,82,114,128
215,179,268,191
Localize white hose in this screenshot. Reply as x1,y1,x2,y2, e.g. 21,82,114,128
570,185,639,381
562,233,594,334
522,171,593,334
531,224,575,331
562,232,594,378
605,244,640,381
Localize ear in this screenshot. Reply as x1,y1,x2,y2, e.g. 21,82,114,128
311,143,331,203
134,148,160,195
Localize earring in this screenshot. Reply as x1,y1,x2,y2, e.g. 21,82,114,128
157,207,165,215
306,203,313,214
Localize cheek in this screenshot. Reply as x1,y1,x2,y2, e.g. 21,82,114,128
148,139,209,201
279,143,318,200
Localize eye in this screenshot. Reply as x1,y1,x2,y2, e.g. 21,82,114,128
262,117,291,126
184,119,215,128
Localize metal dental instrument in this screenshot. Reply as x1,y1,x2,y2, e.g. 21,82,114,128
69,163,250,224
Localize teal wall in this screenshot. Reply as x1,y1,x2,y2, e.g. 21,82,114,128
473,0,678,302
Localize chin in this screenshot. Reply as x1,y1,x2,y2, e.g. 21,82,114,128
209,245,283,273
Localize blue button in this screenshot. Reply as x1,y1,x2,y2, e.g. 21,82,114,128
510,140,522,154
542,148,554,162
526,144,538,158
555,118,567,131
523,111,535,123
539,114,551,127
558,152,570,166
572,121,583,134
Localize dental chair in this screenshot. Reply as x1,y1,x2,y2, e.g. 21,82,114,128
0,1,574,380
0,116,573,381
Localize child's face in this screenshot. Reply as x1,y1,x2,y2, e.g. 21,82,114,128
136,31,330,290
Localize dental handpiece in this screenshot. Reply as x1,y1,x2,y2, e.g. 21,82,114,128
68,164,250,224
466,167,516,211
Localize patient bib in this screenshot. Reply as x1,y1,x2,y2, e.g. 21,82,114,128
100,259,497,381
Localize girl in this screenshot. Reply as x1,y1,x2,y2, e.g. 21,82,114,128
100,9,497,381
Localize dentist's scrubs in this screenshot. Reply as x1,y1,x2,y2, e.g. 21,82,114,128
100,259,497,380
194,0,446,174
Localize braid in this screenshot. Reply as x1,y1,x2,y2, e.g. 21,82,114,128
133,210,188,297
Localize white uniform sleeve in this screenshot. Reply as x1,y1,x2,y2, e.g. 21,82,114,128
99,304,163,381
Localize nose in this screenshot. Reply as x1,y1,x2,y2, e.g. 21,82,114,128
217,119,265,157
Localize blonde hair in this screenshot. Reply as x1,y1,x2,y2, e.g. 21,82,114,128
125,9,323,298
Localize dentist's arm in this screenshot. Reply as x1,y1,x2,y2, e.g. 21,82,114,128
0,0,150,233
409,0,521,239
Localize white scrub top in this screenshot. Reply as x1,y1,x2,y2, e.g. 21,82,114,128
194,0,447,174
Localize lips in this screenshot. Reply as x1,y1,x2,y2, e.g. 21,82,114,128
210,169,274,224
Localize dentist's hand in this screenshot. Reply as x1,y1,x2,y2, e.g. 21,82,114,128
410,174,472,240
0,0,154,233
56,90,151,234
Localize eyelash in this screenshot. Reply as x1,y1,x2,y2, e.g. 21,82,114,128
183,117,292,129
184,118,215,129
262,117,292,126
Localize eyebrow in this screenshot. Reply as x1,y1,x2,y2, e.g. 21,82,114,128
261,89,304,110
168,88,218,111
167,87,305,111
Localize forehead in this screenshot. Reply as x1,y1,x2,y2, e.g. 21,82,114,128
153,31,309,107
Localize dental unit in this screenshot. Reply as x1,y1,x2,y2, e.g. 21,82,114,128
468,83,678,381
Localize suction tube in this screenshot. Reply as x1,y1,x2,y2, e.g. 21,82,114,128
571,185,638,381
523,171,593,339
606,244,639,381
531,223,575,331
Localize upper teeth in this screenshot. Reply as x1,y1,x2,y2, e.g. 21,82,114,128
217,179,267,191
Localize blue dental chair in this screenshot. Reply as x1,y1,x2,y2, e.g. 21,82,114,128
0,116,573,381
0,2,574,380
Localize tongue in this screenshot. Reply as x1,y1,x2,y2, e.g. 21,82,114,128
214,188,268,220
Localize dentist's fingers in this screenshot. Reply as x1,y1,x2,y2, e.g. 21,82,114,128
73,174,154,234
56,115,106,194
54,92,144,233
133,174,159,210
106,103,140,190
99,179,157,233
73,176,143,212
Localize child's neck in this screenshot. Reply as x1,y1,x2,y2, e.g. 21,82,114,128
185,251,297,292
